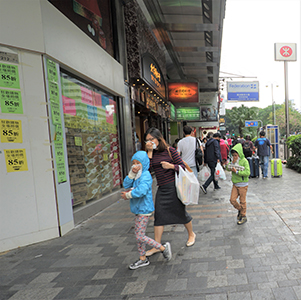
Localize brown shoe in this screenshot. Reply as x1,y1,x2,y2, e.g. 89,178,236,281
237,216,247,225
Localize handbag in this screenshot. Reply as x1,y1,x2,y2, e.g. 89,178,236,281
175,166,200,205
195,138,203,166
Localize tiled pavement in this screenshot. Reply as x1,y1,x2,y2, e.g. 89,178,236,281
1,165,301,299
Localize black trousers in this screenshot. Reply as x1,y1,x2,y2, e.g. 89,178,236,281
203,161,219,189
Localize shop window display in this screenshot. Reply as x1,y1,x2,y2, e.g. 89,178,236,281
61,72,122,206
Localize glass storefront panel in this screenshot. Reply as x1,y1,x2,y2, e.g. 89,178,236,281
60,71,122,207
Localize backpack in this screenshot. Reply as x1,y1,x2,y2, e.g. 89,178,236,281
243,141,252,156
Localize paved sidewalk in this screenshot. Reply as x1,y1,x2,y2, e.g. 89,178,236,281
1,165,301,299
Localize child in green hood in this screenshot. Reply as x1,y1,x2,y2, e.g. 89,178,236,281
226,143,250,225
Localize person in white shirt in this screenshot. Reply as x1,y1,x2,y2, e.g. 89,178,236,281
177,126,203,178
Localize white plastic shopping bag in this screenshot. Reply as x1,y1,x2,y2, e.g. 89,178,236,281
198,165,211,182
215,162,226,181
175,166,200,205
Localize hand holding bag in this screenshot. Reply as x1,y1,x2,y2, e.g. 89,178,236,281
175,166,200,205
198,165,211,182
215,162,226,181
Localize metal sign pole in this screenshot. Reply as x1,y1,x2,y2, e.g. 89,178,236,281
284,61,290,160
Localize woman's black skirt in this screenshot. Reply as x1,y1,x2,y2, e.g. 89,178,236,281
154,181,192,226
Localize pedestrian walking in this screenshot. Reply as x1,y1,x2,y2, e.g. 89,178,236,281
144,128,196,257
200,132,222,194
226,143,250,225
254,131,273,179
242,135,254,158
219,138,229,167
122,151,172,269
177,125,203,178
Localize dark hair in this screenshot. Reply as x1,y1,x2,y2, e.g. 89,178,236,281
183,125,192,135
207,131,213,138
144,127,169,152
213,132,221,138
246,135,251,140
260,131,265,137
231,149,238,155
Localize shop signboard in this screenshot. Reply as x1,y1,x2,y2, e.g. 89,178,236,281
146,95,157,113
168,82,198,103
141,53,166,99
227,81,259,101
176,107,200,121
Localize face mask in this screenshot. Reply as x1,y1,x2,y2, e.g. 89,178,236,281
151,141,157,149
131,164,142,179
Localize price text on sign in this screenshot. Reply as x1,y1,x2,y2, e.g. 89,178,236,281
0,89,23,114
46,59,58,83
0,63,20,89
4,149,28,172
0,119,22,143
54,141,67,183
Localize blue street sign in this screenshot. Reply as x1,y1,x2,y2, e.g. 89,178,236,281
245,121,258,127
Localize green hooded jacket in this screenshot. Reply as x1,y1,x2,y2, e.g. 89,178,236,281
226,143,250,184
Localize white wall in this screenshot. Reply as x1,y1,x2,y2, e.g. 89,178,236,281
0,0,126,252
0,48,60,252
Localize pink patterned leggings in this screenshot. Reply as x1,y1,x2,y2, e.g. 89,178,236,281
135,215,162,256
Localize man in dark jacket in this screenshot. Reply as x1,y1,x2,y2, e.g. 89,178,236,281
201,132,222,194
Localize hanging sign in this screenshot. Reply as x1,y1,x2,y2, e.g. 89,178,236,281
168,82,198,103
141,53,166,98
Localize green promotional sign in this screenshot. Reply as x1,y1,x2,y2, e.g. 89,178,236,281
0,89,23,114
176,107,200,120
0,63,20,89
54,141,67,183
46,59,58,83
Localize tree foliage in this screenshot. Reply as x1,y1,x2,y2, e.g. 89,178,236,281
225,105,259,138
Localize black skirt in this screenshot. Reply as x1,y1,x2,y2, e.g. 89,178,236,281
154,181,192,226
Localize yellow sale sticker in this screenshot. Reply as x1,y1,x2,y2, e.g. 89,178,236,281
0,119,22,143
4,149,28,172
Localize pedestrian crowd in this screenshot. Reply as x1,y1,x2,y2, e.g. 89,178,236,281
121,126,273,270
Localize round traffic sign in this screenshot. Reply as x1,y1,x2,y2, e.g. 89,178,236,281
280,46,293,57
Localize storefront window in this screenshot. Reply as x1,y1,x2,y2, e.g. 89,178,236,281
60,71,122,207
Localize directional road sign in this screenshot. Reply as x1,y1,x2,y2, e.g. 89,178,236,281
245,121,258,127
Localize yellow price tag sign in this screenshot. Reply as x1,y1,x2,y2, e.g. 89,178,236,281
4,149,28,172
74,136,82,146
0,119,22,143
103,153,108,161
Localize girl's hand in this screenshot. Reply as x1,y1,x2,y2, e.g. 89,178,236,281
121,191,128,200
161,161,174,169
145,141,154,151
132,164,141,173
231,167,237,173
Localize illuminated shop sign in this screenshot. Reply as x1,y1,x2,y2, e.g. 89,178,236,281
176,107,200,121
168,82,199,103
141,53,166,98
170,103,176,120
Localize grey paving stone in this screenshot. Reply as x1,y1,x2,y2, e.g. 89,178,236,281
165,278,187,291
121,280,148,295
251,288,274,300
272,287,298,299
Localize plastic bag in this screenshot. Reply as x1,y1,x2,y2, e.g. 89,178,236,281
198,165,211,182
215,162,226,181
175,166,200,205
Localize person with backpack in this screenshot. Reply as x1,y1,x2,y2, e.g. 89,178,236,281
242,135,254,158
254,131,273,179
177,125,203,178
